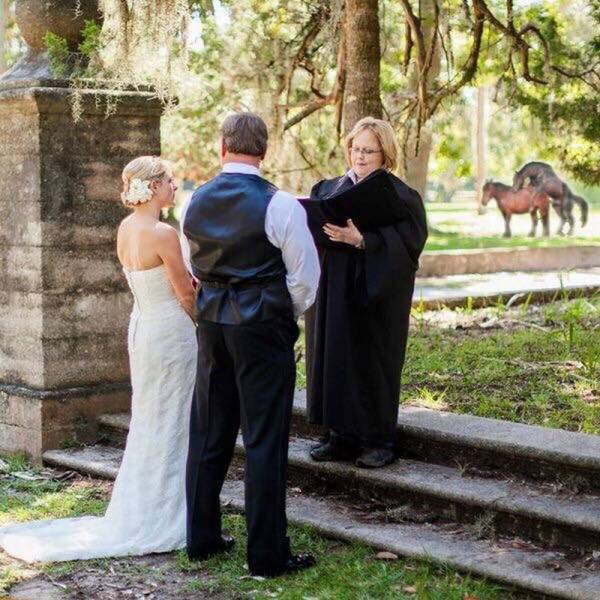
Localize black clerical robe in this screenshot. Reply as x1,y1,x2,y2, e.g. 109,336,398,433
305,171,428,448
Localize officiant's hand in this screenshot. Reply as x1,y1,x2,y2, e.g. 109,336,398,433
323,219,364,248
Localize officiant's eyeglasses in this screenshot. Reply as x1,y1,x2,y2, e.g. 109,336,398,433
351,147,382,156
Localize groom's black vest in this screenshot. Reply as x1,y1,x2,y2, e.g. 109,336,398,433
184,172,293,324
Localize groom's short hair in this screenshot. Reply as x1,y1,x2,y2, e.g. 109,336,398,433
221,112,268,157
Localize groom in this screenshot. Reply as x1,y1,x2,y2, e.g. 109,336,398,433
183,112,320,576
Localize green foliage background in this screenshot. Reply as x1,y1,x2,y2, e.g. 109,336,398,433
4,0,599,198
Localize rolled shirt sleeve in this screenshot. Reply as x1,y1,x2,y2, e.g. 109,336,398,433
265,190,320,317
179,194,193,275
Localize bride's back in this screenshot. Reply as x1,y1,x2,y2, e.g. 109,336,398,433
117,214,164,272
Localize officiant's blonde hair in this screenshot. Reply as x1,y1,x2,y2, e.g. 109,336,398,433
120,156,171,207
345,117,399,172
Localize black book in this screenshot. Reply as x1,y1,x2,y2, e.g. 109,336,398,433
298,170,406,235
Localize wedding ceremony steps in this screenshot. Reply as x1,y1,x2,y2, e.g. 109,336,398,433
98,389,600,491
45,434,600,552
220,481,600,600
42,397,600,599
44,445,122,480
279,437,600,552
41,443,600,600
288,390,600,490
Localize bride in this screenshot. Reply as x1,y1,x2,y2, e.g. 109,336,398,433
0,156,197,562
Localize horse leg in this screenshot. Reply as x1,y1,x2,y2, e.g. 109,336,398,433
560,198,576,235
555,203,565,235
503,212,512,238
567,210,575,236
542,209,550,237
529,210,537,237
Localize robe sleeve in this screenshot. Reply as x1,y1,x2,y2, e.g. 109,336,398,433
356,185,428,304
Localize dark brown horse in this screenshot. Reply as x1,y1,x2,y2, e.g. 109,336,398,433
481,181,551,238
512,162,588,235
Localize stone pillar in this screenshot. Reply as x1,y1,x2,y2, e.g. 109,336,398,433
0,1,162,460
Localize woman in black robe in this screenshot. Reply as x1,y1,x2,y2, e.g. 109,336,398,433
305,117,428,468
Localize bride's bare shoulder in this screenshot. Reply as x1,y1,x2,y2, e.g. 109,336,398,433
117,213,136,233
153,221,179,239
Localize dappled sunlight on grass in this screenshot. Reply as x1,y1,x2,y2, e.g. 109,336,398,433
0,479,108,526
401,299,600,433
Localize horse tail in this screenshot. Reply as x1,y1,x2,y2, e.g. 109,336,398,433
572,195,589,227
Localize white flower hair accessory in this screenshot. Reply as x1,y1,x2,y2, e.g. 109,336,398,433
125,178,153,205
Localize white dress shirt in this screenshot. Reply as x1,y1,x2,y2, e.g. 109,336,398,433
346,169,359,184
180,162,320,317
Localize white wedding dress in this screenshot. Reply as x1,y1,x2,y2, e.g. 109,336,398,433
0,264,197,563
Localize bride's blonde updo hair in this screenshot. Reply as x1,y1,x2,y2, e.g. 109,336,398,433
121,156,170,207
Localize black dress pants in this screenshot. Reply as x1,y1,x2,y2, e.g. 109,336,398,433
186,317,298,573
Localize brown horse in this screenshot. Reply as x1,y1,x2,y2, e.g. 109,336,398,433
481,181,551,238
512,162,588,235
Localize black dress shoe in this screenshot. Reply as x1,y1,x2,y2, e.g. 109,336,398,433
310,435,358,462
187,535,235,561
310,434,329,451
251,553,316,577
355,447,395,469
310,441,356,462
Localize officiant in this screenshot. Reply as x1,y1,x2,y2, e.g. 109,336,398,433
305,117,428,469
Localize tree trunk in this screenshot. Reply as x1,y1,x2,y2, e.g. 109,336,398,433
0,0,8,74
343,0,383,133
401,0,441,200
404,129,434,200
473,85,488,212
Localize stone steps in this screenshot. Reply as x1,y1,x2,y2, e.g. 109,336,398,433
99,391,600,490
44,445,122,479
282,437,600,552
41,445,600,600
46,431,600,552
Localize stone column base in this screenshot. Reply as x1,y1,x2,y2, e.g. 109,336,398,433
0,382,130,463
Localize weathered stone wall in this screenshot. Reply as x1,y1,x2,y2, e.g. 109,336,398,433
0,85,162,458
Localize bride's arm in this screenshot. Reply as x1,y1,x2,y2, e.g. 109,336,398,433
155,225,196,320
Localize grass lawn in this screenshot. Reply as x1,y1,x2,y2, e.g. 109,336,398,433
297,296,600,434
424,230,600,251
0,457,517,599
403,297,599,433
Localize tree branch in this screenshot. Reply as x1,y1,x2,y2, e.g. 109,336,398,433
472,0,547,84
281,6,328,106
283,8,346,131
403,17,414,75
427,1,484,117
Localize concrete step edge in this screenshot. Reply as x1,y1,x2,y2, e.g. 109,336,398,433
98,413,130,431
281,437,600,535
292,391,600,473
45,441,600,548
222,479,599,600
98,391,600,476
42,446,600,599
43,446,121,479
